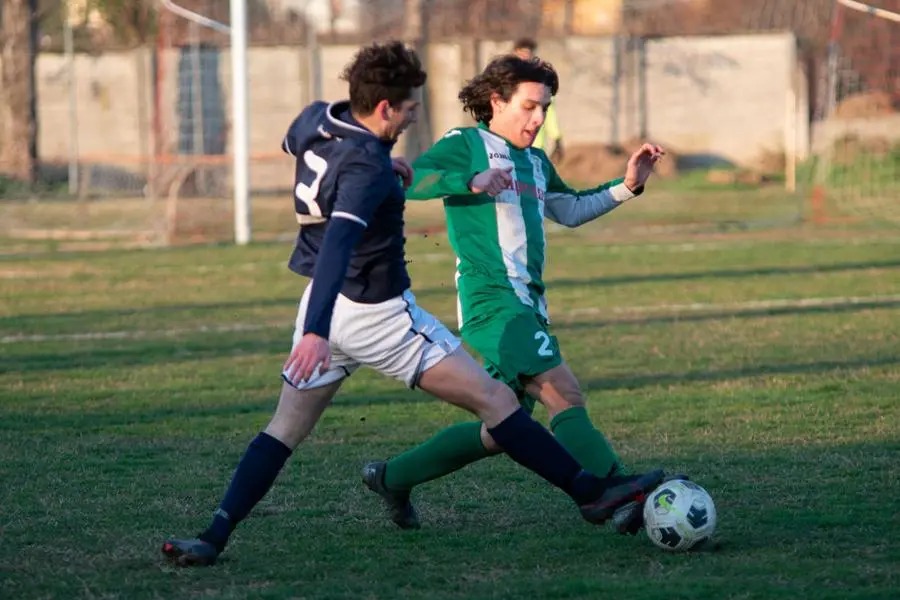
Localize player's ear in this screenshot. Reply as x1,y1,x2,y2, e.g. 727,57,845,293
490,92,505,114
376,99,392,122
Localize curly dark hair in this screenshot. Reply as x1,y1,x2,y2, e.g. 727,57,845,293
341,41,427,115
459,55,559,124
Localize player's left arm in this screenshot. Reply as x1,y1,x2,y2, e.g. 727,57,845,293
302,150,389,340
544,166,634,228
285,148,391,383
543,143,664,228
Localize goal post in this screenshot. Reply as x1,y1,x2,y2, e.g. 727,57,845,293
228,0,250,245
156,0,250,245
809,0,900,225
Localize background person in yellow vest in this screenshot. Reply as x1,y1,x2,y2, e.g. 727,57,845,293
513,37,564,163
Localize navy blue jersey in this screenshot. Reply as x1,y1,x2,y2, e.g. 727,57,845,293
282,101,410,338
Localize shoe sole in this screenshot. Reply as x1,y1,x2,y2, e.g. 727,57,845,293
580,469,665,525
161,541,217,567
611,501,643,535
361,465,421,530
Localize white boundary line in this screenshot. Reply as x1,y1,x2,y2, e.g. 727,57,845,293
3,294,900,345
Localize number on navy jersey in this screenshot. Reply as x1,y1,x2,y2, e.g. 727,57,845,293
294,149,329,223
283,117,393,229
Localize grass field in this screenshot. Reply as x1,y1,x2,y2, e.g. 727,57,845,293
2,210,899,599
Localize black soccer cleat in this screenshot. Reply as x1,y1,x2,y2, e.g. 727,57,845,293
161,537,220,567
362,461,421,530
578,469,666,525
611,473,692,535
610,500,645,535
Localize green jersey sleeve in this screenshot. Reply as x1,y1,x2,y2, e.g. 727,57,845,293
543,155,641,227
407,130,476,201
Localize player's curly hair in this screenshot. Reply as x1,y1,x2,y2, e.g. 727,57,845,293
459,55,559,125
342,41,427,115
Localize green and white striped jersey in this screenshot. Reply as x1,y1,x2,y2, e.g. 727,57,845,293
408,123,637,328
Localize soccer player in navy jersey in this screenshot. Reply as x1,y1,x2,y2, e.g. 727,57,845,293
160,41,664,567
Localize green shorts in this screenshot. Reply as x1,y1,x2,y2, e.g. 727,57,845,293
462,307,562,414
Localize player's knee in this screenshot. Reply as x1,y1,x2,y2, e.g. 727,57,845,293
470,376,519,422
263,382,334,449
264,414,314,449
264,422,305,450
477,375,517,405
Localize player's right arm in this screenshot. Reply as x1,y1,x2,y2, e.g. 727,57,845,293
406,130,476,200
408,130,513,199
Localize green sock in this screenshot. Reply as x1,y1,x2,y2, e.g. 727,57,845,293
384,421,491,491
550,405,629,477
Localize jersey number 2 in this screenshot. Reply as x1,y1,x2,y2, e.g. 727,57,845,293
534,331,554,357
294,150,328,217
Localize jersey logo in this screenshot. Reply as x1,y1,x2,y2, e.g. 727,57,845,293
443,130,462,138
508,180,545,202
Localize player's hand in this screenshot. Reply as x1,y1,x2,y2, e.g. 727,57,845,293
392,157,414,189
469,167,513,196
283,332,331,385
624,143,665,191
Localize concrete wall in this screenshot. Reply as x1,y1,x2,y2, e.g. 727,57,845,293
7,33,824,191
37,49,154,162
643,34,804,166
478,33,811,166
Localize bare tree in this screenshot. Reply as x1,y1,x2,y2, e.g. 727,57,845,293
0,0,39,184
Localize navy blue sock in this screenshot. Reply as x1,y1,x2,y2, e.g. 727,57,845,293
199,432,292,551
486,408,603,505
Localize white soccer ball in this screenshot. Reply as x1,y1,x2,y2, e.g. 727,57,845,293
643,479,717,552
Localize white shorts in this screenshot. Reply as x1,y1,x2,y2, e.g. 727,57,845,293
283,284,461,389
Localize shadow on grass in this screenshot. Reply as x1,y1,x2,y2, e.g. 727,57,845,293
4,259,899,335
551,296,900,332
0,387,426,433
538,258,900,291
4,350,897,438
578,355,900,392
4,296,899,380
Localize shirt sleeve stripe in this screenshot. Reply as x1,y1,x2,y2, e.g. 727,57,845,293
608,182,638,203
282,135,295,156
332,211,367,227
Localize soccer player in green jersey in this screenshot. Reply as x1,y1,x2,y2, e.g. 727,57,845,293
362,54,670,535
